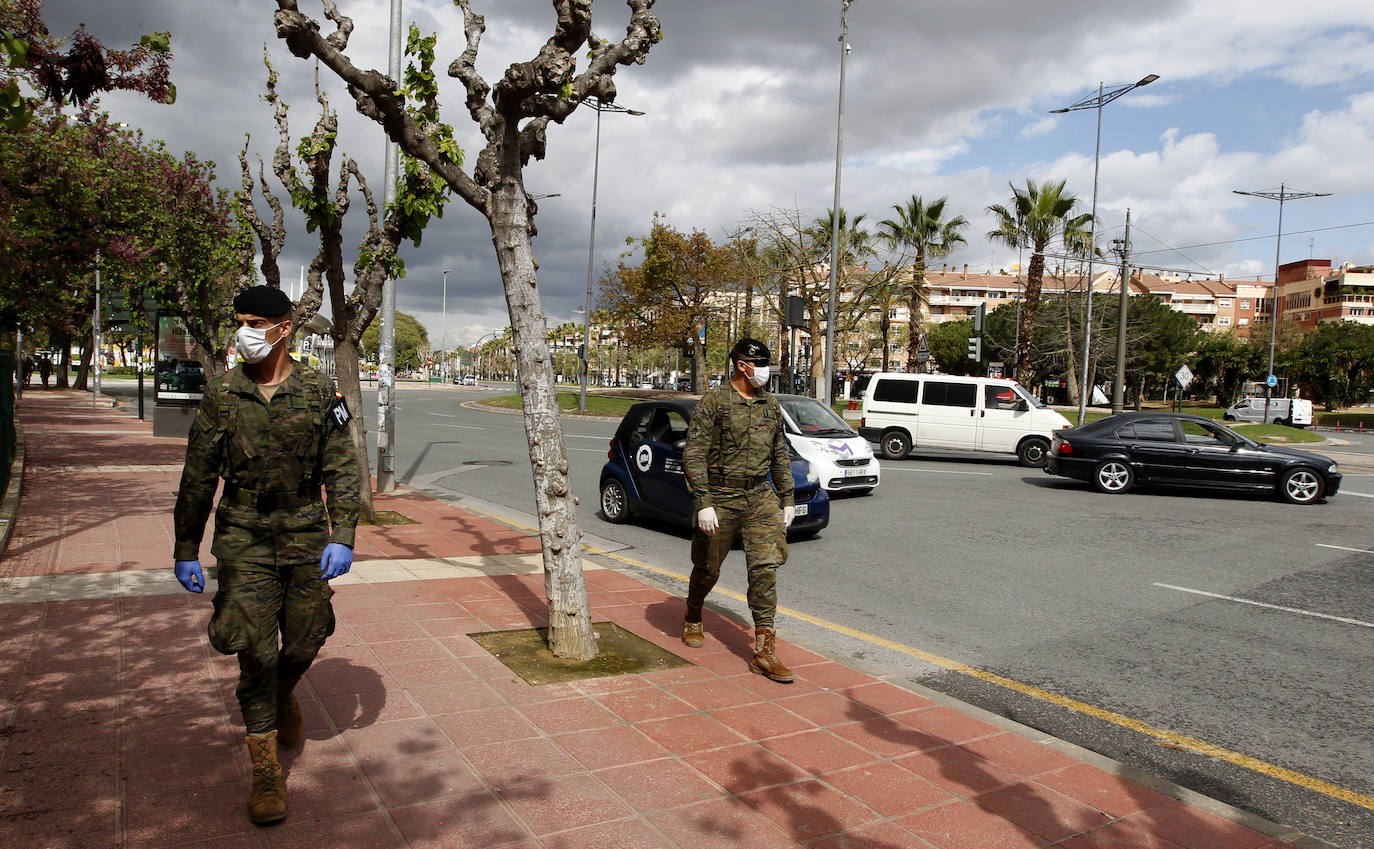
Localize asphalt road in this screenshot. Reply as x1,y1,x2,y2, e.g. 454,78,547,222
108,380,1374,848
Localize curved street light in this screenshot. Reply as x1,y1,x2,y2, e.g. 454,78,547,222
1051,73,1158,425
1233,184,1331,422
582,97,645,411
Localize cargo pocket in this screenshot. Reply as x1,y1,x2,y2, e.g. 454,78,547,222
206,584,254,655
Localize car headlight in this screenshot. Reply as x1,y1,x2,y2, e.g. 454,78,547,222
806,467,819,485
1328,463,1339,474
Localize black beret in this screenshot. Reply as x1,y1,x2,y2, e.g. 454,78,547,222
730,337,771,364
232,285,293,318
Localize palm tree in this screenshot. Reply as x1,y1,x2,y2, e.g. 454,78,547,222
987,179,1093,381
879,196,968,372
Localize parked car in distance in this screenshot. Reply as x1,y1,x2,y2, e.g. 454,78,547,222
1045,412,1340,504
599,400,829,538
1223,397,1312,427
859,372,1070,467
775,393,880,494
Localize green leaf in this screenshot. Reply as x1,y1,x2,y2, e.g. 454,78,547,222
139,32,172,53
3,34,29,66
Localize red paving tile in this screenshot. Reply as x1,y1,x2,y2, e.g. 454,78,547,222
0,757,120,814
408,680,509,715
432,705,542,749
684,742,810,793
595,757,725,812
552,724,672,770
822,761,959,818
808,820,938,849
463,736,586,789
740,777,883,840
958,733,1079,778
264,811,405,848
709,700,818,740
896,799,1044,849
775,689,882,727
360,749,486,807
1059,820,1191,849
665,676,763,711
760,728,881,774
322,689,423,729
636,712,749,756
391,791,533,849
647,797,798,849
895,705,1002,745
1124,800,1276,849
124,784,250,848
517,697,620,734
830,714,956,759
1035,763,1172,818
0,800,119,849
538,816,681,849
280,764,380,820
795,661,880,691
497,772,634,835
596,687,697,723
896,747,1026,797
975,782,1113,842
339,716,454,762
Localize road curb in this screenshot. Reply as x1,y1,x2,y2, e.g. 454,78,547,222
0,418,25,558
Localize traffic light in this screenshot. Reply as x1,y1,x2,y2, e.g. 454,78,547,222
972,302,986,334
967,336,982,361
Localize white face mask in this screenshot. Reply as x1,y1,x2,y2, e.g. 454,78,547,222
235,321,284,364
746,363,770,388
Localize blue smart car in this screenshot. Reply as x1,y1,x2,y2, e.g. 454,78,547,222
598,400,830,538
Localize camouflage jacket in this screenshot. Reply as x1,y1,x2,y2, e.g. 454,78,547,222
684,384,794,512
173,360,362,564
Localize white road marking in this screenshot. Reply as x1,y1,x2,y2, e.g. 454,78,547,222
1153,582,1374,629
883,467,995,476
569,447,607,452
431,423,484,430
566,434,612,440
1317,543,1374,554
1337,489,1374,498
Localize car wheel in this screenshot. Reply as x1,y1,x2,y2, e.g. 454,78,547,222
1017,437,1050,468
880,430,911,460
1279,467,1323,504
1222,414,1235,421
600,478,631,523
1092,460,1133,494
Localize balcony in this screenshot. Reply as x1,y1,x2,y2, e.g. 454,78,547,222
1170,303,1218,315
928,295,986,307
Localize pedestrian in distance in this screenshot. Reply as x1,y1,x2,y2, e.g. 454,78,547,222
681,337,797,683
37,355,51,387
171,285,362,826
21,355,33,386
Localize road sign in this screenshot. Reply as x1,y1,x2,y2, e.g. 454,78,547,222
1175,364,1194,389
1266,374,1278,388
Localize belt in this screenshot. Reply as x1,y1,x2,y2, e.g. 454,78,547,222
709,473,768,490
223,484,321,512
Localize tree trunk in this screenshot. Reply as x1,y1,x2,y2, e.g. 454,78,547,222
905,257,925,370
490,191,596,661
331,336,374,521
692,338,707,393
879,315,890,372
73,342,92,391
1016,252,1046,381
1063,306,1080,406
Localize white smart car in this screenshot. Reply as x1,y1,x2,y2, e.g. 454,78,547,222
775,393,880,494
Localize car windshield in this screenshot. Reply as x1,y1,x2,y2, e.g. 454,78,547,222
780,397,856,436
1010,382,1046,407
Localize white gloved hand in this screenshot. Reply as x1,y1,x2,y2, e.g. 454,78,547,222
696,507,719,535
783,505,795,529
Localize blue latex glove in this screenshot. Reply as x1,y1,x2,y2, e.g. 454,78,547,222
174,560,204,593
320,543,353,580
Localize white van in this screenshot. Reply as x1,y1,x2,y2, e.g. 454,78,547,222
859,373,1071,467
1223,397,1312,427
775,394,881,494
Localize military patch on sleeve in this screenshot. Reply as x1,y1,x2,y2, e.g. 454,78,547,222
328,393,352,428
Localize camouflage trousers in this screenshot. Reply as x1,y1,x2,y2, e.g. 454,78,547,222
686,489,788,629
208,560,336,733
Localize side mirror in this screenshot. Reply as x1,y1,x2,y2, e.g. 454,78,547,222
1015,400,1030,412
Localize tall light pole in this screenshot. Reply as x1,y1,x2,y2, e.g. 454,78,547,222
440,268,449,379
582,97,644,412
1052,73,1158,425
375,0,403,492
1233,184,1331,423
824,0,855,407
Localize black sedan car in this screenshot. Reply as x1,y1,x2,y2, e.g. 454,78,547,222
1045,412,1340,504
598,400,830,537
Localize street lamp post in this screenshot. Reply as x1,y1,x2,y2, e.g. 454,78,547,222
824,0,855,407
1051,73,1158,425
582,97,644,412
1233,184,1331,423
1111,209,1132,413
376,0,403,492
441,268,449,379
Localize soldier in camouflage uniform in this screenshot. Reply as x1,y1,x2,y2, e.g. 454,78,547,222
681,338,796,682
172,286,361,826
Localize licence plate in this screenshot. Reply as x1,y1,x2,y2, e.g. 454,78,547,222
793,504,808,516
842,466,869,477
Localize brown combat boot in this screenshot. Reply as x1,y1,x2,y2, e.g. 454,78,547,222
682,620,705,648
750,628,795,683
276,680,303,747
245,730,287,825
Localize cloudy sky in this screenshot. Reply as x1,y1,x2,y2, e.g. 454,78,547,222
40,0,1374,347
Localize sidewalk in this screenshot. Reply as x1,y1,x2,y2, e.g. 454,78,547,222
0,391,1318,849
